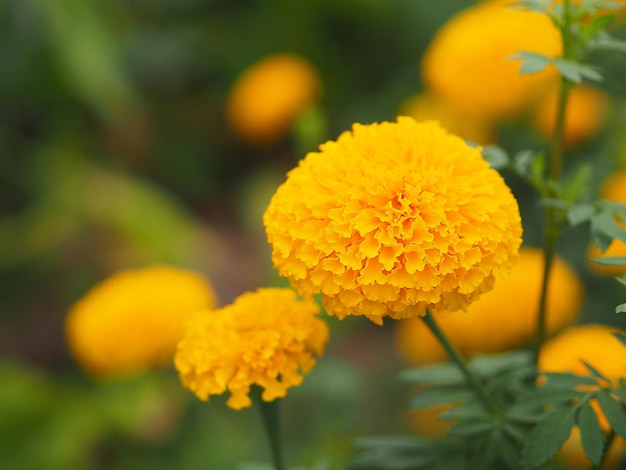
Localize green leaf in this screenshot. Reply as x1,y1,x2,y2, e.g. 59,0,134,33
581,360,611,383
541,372,599,389
469,351,534,377
592,256,626,266
614,333,626,348
616,303,626,314
592,210,626,244
482,146,510,169
498,434,523,470
568,203,596,226
447,419,494,437
399,364,464,386
553,59,603,83
577,401,606,467
512,52,553,74
518,389,586,407
615,276,626,287
588,32,626,53
408,387,474,409
596,390,626,439
521,407,578,470
611,387,626,406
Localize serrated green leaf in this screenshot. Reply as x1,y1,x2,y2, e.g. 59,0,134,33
521,407,578,470
408,387,474,409
568,203,596,226
399,364,464,386
596,390,626,439
542,372,599,389
512,52,552,74
469,350,534,376
498,434,523,470
503,420,533,441
616,303,626,314
592,210,626,244
589,32,626,53
592,256,626,266
611,387,626,406
614,333,626,349
447,419,494,436
553,59,603,83
482,146,510,169
518,389,585,407
440,403,490,421
581,360,611,383
577,401,606,466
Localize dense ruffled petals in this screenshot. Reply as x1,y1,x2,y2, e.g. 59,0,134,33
264,117,523,324
175,288,329,410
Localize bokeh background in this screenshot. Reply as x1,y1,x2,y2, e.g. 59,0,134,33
1,0,626,468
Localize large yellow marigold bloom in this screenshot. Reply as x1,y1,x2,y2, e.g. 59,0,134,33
263,117,522,325
588,169,626,276
174,288,329,410
540,324,626,469
398,92,495,145
226,53,320,145
66,265,218,379
533,84,610,148
421,0,561,119
395,247,583,364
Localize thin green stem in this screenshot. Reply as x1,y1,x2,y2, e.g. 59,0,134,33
422,309,500,415
252,387,286,470
595,430,616,470
548,78,571,181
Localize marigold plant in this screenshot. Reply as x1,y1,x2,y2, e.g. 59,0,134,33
175,287,329,410
66,265,218,379
264,117,522,324
225,53,320,145
395,247,584,364
421,0,561,119
539,324,626,469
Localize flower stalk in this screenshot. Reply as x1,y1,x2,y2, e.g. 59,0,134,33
422,309,500,415
253,387,286,470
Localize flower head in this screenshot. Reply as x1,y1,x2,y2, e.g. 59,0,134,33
264,117,522,324
226,53,320,145
421,0,561,119
395,247,583,364
588,169,626,276
66,265,218,379
540,324,626,468
175,288,329,410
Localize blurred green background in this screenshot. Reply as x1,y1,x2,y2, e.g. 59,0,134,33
1,0,626,468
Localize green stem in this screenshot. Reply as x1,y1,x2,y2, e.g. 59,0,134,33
548,78,571,181
595,430,616,470
252,387,286,470
422,309,500,415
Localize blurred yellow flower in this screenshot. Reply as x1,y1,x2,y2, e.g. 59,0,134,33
539,324,626,469
395,247,583,365
264,117,522,325
421,0,561,119
175,288,329,410
66,265,218,379
533,84,610,148
588,169,626,276
226,53,320,145
397,92,495,145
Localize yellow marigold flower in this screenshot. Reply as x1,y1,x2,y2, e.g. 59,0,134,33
395,247,583,364
588,169,626,276
174,288,329,410
66,265,218,379
225,53,320,146
540,324,626,469
397,92,495,145
263,117,522,325
421,0,561,119
533,84,610,148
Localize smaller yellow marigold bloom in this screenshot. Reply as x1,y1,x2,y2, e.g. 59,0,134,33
397,92,495,145
421,0,561,119
66,265,218,379
174,287,329,410
588,169,626,276
226,53,321,146
533,84,610,148
264,117,522,325
539,324,626,469
395,247,583,364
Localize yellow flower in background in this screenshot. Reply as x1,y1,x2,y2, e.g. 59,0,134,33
533,84,610,148
421,0,561,119
540,324,626,469
397,92,495,145
226,53,321,145
395,247,583,365
66,265,218,379
588,169,626,276
175,288,329,410
264,117,522,325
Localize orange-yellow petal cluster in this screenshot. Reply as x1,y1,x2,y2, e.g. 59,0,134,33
226,53,320,145
263,117,523,325
66,265,218,379
395,247,583,365
540,324,626,469
533,84,610,148
397,92,495,145
588,169,626,276
174,288,329,410
421,0,561,119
